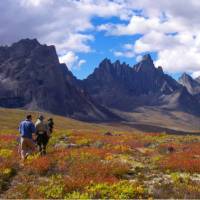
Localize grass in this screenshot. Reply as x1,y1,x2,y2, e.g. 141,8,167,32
0,108,200,199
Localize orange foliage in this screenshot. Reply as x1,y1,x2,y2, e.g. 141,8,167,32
26,156,52,175
0,134,18,143
159,143,200,173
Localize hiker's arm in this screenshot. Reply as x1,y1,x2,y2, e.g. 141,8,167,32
46,124,51,137
31,123,37,140
18,122,22,133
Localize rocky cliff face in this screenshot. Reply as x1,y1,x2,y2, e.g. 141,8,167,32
195,76,200,84
0,39,119,121
83,54,200,115
178,73,200,95
83,55,188,111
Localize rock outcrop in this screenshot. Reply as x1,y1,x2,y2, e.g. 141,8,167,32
178,73,200,95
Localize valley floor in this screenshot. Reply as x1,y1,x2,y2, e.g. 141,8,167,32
1,108,200,199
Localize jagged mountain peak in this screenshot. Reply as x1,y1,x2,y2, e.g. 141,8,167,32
178,72,196,84
14,38,39,45
157,66,164,74
179,72,192,80
142,54,152,61
178,72,200,95
100,58,111,65
134,54,155,73
195,76,200,84
11,38,40,50
114,59,121,66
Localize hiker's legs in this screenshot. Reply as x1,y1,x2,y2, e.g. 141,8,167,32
27,140,35,156
40,134,48,155
37,143,43,155
20,137,35,160
42,143,47,155
20,137,27,160
36,135,43,155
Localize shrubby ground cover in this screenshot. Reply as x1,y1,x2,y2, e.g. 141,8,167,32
1,109,200,199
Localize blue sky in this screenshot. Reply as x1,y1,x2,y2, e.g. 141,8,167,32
72,17,145,79
69,16,173,79
1,0,200,80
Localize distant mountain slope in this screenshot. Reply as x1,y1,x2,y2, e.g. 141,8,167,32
83,54,200,115
0,39,119,121
178,73,200,95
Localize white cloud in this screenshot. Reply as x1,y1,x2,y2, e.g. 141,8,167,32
0,0,132,53
136,55,143,62
134,31,180,53
78,60,86,67
59,51,78,69
2,0,200,76
114,43,135,58
192,71,200,79
0,0,135,74
98,0,200,75
59,52,86,69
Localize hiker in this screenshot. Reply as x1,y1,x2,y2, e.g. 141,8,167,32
46,118,54,144
19,115,36,160
47,118,54,135
35,115,49,155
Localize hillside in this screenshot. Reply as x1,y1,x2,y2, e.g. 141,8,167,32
1,108,200,198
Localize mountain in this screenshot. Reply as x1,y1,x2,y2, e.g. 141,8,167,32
83,54,199,115
195,76,200,84
0,39,119,121
1,38,200,124
178,73,200,95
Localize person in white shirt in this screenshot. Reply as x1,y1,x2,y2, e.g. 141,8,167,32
35,115,49,155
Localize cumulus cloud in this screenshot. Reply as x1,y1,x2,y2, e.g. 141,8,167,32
1,0,200,74
0,0,134,69
114,43,135,58
136,55,143,62
59,52,78,69
192,71,200,79
78,60,86,68
59,52,86,69
0,0,131,51
98,0,200,75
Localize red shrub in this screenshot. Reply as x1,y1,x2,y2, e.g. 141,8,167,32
26,156,52,175
159,143,200,173
0,134,18,142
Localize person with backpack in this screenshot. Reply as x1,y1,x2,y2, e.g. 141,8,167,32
19,115,36,160
35,115,49,155
47,118,54,135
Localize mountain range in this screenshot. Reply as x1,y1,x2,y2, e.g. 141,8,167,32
0,39,200,129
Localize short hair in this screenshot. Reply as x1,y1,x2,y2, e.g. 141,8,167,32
38,115,44,120
26,115,32,120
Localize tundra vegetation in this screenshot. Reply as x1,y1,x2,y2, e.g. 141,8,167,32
0,109,200,199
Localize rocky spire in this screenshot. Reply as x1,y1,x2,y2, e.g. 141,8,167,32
134,54,155,73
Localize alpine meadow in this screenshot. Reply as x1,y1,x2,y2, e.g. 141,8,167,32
1,0,200,199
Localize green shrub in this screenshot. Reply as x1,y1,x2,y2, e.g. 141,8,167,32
0,149,12,158
38,175,64,199
86,181,148,199
64,191,90,199
76,138,91,146
170,172,190,185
